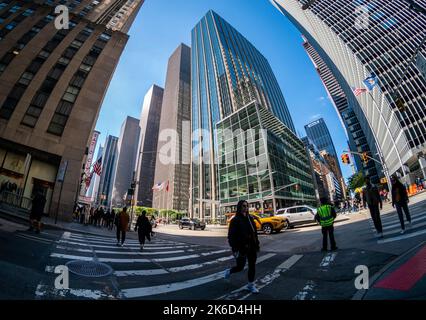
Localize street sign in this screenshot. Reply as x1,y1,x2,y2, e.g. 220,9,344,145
56,160,68,182
380,177,388,184
416,52,426,80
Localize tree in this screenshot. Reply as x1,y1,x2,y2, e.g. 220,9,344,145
347,172,365,191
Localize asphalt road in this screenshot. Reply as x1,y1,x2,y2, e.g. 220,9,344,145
0,193,425,300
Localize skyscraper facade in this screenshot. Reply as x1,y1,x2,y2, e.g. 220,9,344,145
153,44,191,213
0,0,144,220
305,118,346,199
111,116,140,207
97,135,118,207
271,0,426,184
134,84,164,208
191,11,315,221
303,38,382,184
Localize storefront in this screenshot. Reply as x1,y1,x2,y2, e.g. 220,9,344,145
0,138,60,215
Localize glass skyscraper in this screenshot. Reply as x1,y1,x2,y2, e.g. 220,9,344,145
191,11,315,221
271,0,426,184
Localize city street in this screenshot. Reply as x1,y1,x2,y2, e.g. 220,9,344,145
1,192,425,300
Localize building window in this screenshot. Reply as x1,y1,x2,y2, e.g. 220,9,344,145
62,86,80,103
18,72,34,86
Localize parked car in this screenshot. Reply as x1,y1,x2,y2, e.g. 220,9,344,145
275,205,317,228
178,218,206,230
227,212,287,235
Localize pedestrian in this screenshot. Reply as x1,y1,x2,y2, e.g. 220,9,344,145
315,198,338,252
28,189,46,234
364,177,383,238
110,209,116,230
224,200,260,294
134,211,152,251
391,175,412,234
116,206,130,246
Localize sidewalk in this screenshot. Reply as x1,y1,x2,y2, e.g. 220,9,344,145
0,205,139,238
354,241,426,300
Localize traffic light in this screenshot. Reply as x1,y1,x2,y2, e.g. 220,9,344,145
361,152,369,164
341,153,350,164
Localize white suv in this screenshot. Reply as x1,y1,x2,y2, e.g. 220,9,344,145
275,205,317,228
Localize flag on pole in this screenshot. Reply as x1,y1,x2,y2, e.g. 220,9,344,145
152,182,164,191
165,180,169,192
93,156,102,176
352,87,367,97
363,73,379,91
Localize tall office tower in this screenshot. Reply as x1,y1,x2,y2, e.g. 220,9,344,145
302,136,341,203
191,11,315,222
87,143,103,201
0,0,144,220
271,0,426,184
134,85,164,208
97,135,118,207
153,44,191,212
303,38,382,184
305,118,346,198
111,116,139,207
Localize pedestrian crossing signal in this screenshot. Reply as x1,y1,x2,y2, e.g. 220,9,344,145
341,154,350,164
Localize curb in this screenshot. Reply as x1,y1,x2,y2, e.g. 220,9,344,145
0,208,130,238
351,240,426,300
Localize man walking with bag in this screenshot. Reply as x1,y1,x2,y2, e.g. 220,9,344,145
135,211,152,251
116,207,130,246
224,200,260,294
391,175,412,234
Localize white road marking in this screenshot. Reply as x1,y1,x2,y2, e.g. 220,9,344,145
50,253,94,261
57,240,198,250
55,245,185,256
378,228,426,244
381,214,426,229
115,255,235,277
63,232,71,239
293,280,316,300
35,284,115,300
65,236,178,246
218,254,303,300
319,252,337,267
120,253,276,298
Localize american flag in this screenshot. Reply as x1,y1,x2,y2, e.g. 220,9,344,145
352,87,367,97
165,180,169,192
93,156,102,176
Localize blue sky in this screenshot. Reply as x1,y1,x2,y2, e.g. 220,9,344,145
94,0,354,180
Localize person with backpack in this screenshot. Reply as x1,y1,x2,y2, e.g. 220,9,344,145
315,198,338,252
364,177,383,238
116,207,130,246
224,200,260,294
135,211,152,251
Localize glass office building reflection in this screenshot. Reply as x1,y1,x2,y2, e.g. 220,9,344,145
191,11,313,222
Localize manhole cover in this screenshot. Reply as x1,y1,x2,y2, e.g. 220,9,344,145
65,260,113,278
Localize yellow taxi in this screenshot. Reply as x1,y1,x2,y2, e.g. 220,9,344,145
250,212,287,234
226,212,287,235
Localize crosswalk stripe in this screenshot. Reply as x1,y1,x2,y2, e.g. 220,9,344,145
65,236,178,246
55,245,186,256
50,249,227,264
381,214,426,229
114,256,235,277
120,253,276,298
217,254,303,300
57,240,198,250
378,228,426,244
68,234,180,244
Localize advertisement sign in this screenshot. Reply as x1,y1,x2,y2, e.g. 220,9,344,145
85,130,100,176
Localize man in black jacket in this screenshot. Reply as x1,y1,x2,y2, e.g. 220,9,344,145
391,175,412,234
364,177,383,238
224,200,260,294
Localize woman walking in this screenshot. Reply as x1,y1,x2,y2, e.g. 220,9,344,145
391,175,412,234
135,211,152,251
224,200,260,294
116,207,130,246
